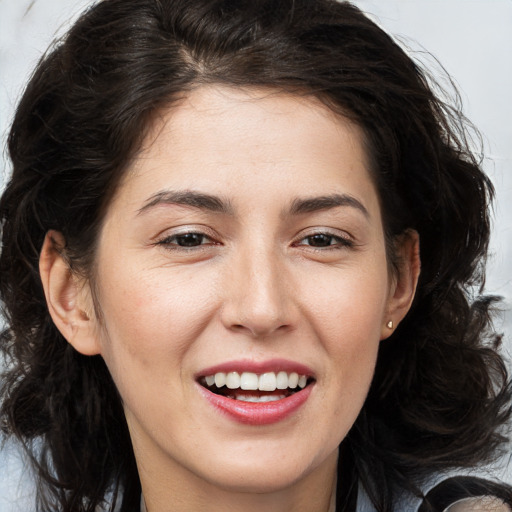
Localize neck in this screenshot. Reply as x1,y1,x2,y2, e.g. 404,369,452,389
141,484,337,512
139,451,339,512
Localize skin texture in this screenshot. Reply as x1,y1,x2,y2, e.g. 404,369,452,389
40,86,420,512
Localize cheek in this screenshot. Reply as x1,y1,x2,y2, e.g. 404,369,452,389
304,260,389,342
302,261,388,401
93,259,221,383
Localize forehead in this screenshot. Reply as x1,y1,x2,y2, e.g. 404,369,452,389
141,86,367,159
111,86,378,216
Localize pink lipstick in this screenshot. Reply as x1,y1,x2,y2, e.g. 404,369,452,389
196,359,315,425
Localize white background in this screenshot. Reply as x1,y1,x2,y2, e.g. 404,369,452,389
355,0,512,356
0,0,511,491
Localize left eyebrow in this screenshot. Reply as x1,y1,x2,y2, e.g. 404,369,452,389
137,190,233,215
288,193,369,218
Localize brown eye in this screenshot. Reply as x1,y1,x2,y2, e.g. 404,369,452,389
157,232,214,248
174,233,207,247
296,231,354,250
305,234,335,247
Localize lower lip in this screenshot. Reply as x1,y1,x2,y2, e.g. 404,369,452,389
198,384,313,425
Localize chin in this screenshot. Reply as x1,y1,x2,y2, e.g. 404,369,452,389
204,466,309,494
194,445,337,495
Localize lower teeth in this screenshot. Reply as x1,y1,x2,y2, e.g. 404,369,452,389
234,394,286,403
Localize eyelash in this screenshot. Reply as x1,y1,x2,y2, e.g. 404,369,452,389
155,231,218,250
154,229,354,252
293,231,354,251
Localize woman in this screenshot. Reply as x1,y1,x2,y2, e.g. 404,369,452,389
0,0,510,511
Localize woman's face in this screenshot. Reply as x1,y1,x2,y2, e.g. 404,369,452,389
53,86,417,500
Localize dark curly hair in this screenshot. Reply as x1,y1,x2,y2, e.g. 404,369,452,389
1,1,510,511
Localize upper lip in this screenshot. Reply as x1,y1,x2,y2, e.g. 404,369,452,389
195,358,315,379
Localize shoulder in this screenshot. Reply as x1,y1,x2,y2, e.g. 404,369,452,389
418,476,512,512
444,496,510,511
0,437,121,512
356,474,512,512
0,437,37,512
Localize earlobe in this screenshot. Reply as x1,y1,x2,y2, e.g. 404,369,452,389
381,230,421,340
39,230,101,356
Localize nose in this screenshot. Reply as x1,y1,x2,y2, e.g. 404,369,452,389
220,243,296,338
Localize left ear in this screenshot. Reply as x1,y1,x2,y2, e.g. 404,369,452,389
39,230,102,356
381,229,421,340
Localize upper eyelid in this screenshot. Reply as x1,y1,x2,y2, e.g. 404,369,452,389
152,224,219,242
295,236,354,248
293,227,354,241
298,233,350,242
159,232,214,243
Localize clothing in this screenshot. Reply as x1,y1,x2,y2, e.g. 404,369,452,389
418,477,512,512
356,476,512,512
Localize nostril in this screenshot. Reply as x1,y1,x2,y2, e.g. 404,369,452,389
229,324,249,334
229,322,291,337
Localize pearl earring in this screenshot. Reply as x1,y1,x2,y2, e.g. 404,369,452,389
386,320,393,329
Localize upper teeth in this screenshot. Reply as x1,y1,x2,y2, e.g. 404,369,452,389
204,371,308,391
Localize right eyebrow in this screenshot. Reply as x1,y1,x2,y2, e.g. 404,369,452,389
137,190,233,215
288,193,369,219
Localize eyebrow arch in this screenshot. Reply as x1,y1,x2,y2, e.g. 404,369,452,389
138,190,233,215
288,194,369,218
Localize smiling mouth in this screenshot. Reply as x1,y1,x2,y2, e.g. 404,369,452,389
198,371,314,402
